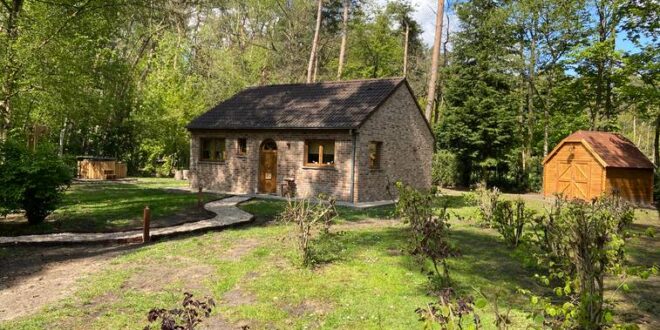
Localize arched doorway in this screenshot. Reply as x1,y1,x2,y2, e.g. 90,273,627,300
258,139,278,193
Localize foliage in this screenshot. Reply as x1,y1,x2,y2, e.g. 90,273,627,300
144,292,215,330
415,288,479,330
432,150,460,188
528,195,636,329
277,194,338,267
473,185,501,227
395,182,459,287
492,199,535,247
0,140,73,224
0,178,216,236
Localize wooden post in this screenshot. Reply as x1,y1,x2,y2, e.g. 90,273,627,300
143,206,151,243
197,187,203,208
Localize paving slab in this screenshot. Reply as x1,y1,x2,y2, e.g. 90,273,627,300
0,196,253,245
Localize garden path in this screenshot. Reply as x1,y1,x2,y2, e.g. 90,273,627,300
0,196,254,245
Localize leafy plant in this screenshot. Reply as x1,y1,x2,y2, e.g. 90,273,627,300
0,140,73,224
416,288,513,330
396,182,459,287
527,195,636,329
432,150,460,188
492,199,535,247
144,292,215,330
277,194,337,267
473,184,501,227
416,288,479,330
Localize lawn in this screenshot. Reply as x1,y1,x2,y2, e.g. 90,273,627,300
0,193,657,329
0,178,219,236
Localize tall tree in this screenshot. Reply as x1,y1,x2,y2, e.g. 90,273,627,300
424,0,445,121
337,0,350,79
307,0,324,83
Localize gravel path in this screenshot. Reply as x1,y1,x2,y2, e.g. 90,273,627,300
0,196,254,245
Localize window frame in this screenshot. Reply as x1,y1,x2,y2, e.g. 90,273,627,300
199,137,226,162
304,139,336,167
236,138,247,156
368,141,383,170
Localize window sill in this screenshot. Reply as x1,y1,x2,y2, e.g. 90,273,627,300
198,160,226,165
302,165,337,171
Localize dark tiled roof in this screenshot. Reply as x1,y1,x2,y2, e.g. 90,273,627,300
552,130,654,169
187,78,406,130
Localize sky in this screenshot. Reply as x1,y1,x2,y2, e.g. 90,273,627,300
395,0,644,53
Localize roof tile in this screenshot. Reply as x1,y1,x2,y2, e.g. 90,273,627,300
187,78,405,130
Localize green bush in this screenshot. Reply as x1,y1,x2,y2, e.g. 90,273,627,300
432,150,459,188
0,140,73,224
492,199,536,247
395,182,459,287
474,184,501,227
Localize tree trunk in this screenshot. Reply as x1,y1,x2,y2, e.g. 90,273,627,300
306,0,323,83
423,0,445,121
525,29,537,172
543,77,552,157
403,22,409,77
337,0,349,80
58,117,68,157
654,114,659,165
0,0,25,141
313,53,319,82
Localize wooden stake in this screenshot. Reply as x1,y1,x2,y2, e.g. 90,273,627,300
198,187,203,208
143,206,151,243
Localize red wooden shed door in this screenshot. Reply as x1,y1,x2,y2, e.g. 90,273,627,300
557,161,590,200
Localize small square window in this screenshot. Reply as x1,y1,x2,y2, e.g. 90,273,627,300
368,141,382,169
200,138,225,161
305,140,335,166
237,138,247,155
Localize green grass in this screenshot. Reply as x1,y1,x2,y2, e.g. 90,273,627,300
0,178,218,236
237,199,395,224
1,193,657,329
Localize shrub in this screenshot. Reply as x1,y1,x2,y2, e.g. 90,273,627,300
432,150,459,188
0,140,73,224
416,288,478,330
396,182,459,287
492,199,536,247
528,195,636,329
474,184,501,227
277,194,337,267
144,292,215,330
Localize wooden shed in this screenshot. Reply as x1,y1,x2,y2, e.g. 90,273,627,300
543,131,655,205
77,157,127,180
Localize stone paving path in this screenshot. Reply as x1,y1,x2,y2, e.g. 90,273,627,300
0,196,254,245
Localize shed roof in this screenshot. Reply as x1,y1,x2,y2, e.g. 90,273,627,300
186,77,408,130
544,130,654,169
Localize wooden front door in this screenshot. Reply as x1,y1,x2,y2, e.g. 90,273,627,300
557,161,590,200
258,140,278,193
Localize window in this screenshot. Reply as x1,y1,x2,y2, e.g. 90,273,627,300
305,140,335,166
368,141,382,169
200,138,226,161
237,138,247,155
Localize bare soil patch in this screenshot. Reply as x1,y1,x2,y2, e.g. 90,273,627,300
334,218,401,230
218,239,261,261
0,244,137,321
122,256,215,293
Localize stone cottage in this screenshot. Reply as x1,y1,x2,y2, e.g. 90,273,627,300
186,77,433,204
